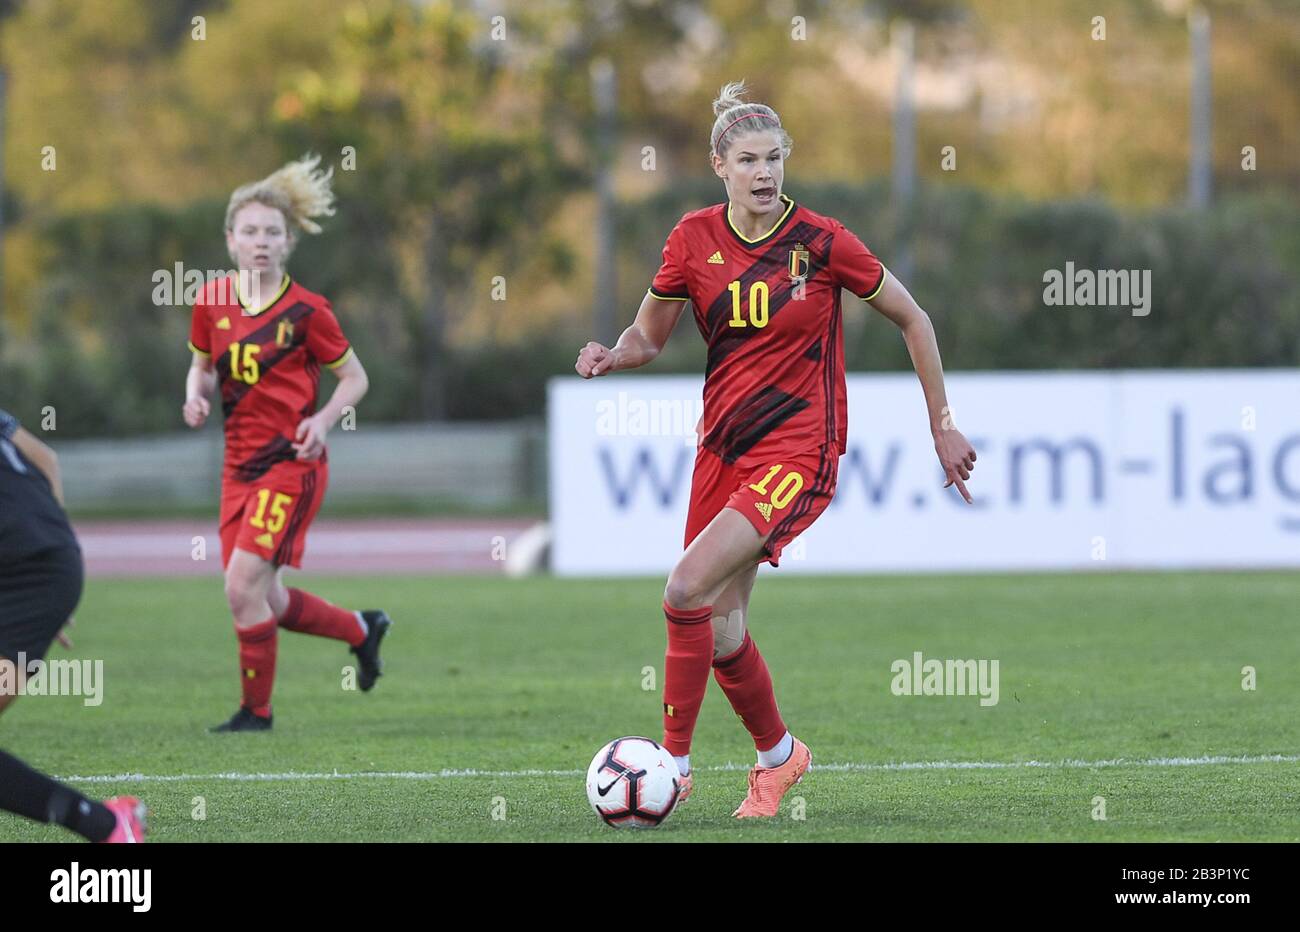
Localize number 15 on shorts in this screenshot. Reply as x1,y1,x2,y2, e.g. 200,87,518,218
249,490,293,535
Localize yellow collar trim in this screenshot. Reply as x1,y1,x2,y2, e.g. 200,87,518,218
236,274,291,316
726,193,795,244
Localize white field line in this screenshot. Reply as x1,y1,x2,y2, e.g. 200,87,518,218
56,753,1300,784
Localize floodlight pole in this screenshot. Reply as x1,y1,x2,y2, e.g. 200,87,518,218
891,20,916,284
591,58,618,345
1188,8,1212,209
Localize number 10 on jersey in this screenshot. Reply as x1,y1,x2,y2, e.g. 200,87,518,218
728,279,769,329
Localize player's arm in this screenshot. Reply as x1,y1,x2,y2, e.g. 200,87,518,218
576,292,688,378
867,273,977,503
293,352,368,461
183,350,216,428
10,427,65,506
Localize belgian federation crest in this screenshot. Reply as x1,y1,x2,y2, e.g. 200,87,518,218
275,320,294,347
789,243,809,281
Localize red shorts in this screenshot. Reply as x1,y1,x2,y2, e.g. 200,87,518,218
683,445,839,567
219,463,327,569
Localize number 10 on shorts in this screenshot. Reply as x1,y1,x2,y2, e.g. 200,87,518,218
748,464,805,522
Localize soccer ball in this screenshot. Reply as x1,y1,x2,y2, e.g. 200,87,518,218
585,736,682,828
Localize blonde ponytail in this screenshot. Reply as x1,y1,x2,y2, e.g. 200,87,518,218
225,153,336,237
713,80,749,116
709,81,793,161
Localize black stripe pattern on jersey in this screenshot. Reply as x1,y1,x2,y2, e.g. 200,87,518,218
232,435,297,483
219,302,316,418
821,279,841,449
702,386,811,465
703,223,833,379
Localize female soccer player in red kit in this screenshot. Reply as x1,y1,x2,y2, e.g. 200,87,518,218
183,155,391,732
576,83,977,817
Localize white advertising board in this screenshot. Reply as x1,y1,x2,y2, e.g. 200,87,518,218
548,371,1300,575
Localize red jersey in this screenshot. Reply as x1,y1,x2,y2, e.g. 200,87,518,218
650,194,886,465
188,275,353,482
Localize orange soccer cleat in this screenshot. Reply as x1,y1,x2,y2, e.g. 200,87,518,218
101,797,148,843
732,738,811,818
677,771,693,803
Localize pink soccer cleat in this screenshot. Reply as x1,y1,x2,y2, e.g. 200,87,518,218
732,737,811,818
100,796,147,843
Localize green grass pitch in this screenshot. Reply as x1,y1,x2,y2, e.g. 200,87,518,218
3,572,1298,841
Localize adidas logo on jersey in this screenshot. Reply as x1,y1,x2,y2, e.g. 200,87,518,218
216,317,232,330
707,250,724,264
254,532,274,548
754,501,773,522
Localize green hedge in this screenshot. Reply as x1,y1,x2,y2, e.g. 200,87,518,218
3,182,1296,438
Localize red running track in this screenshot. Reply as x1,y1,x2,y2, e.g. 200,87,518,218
72,518,538,577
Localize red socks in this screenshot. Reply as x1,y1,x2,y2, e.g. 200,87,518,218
661,601,714,757
279,588,366,646
234,590,362,719
236,617,278,718
712,632,787,753
662,603,789,757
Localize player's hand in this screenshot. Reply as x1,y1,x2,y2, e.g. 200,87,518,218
55,616,75,650
293,414,329,460
182,396,210,428
935,427,977,504
576,342,617,378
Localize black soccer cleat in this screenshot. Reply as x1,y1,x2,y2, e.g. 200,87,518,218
210,706,273,733
350,610,392,692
